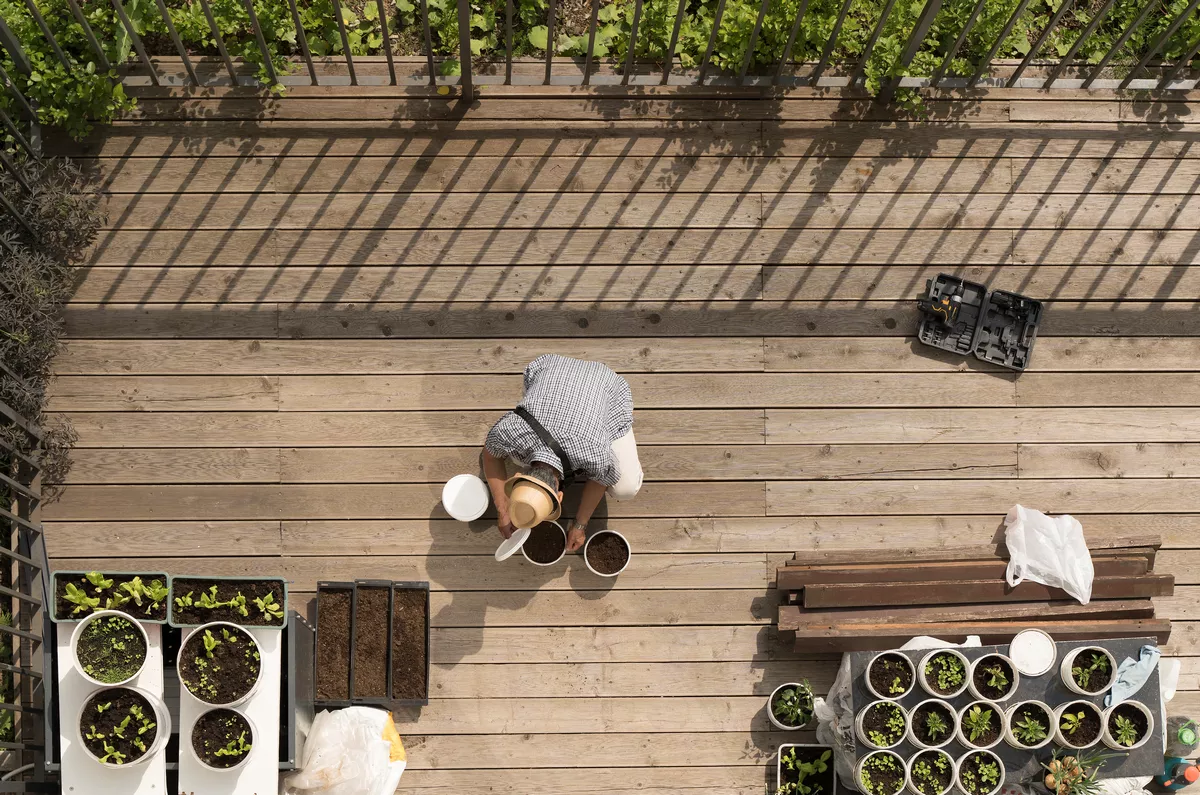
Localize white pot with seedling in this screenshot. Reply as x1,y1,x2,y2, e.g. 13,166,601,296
918,649,969,699
865,651,917,700
857,749,906,795
957,701,1005,751
1054,701,1104,750
776,745,834,795
967,653,1020,703
905,748,957,795
1004,700,1054,750
1061,646,1117,696
70,609,150,687
768,681,815,731
1101,701,1154,751
956,749,1005,795
855,700,909,750
907,699,958,750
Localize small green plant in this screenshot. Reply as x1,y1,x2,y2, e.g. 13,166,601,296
63,583,100,614
777,748,831,795
213,731,253,759
119,577,146,606
924,711,949,741
985,665,1009,692
979,761,1000,788
860,752,902,795
962,705,994,743
253,592,285,620
866,702,906,747
772,683,814,728
202,630,221,658
909,752,950,795
1072,652,1110,691
145,580,169,609
198,586,224,610
175,591,195,609
113,714,131,739
1042,748,1121,795
925,653,965,692
99,741,126,765
84,725,105,740
1014,713,1048,745
95,702,111,713
1061,710,1086,736
1112,714,1140,747
85,572,113,591
888,676,905,695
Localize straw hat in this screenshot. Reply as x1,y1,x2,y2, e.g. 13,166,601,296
504,465,562,528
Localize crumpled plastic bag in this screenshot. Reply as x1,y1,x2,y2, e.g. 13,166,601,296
283,708,397,795
1005,504,1094,604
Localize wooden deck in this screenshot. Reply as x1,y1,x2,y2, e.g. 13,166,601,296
41,87,1200,793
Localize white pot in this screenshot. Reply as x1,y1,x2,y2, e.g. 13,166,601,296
1060,646,1117,696
857,750,906,795
1003,700,1054,750
906,699,959,750
1101,701,1155,751
905,748,958,795
776,743,833,794
70,609,150,687
1053,701,1104,750
441,473,489,521
918,649,970,698
189,708,257,772
768,682,814,731
865,651,917,700
956,749,1005,795
967,653,1020,703
956,700,1005,750
77,686,171,769
855,699,909,750
583,530,631,577
521,520,567,567
176,622,263,708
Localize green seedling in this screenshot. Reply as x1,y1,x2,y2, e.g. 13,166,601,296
145,580,169,609
213,731,252,759
888,676,905,695
1014,714,1048,745
113,715,131,739
253,592,285,620
777,748,831,795
95,702,112,713
1061,711,1086,736
133,737,146,753
771,682,814,728
64,583,100,615
202,629,221,658
1113,714,1140,747
85,571,113,591
985,665,1009,692
978,761,1000,788
924,711,949,741
867,702,906,747
1072,652,1110,691
860,753,902,795
925,653,965,692
84,725,105,741
175,591,195,609
99,741,126,765
963,706,994,743
119,577,146,606
197,586,224,610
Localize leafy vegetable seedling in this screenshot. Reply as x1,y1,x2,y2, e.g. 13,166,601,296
772,682,815,728
1014,714,1048,745
962,705,994,743
777,748,831,795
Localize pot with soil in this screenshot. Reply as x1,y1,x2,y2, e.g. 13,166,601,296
583,530,630,577
776,744,835,795
1004,699,1054,750
907,699,958,750
521,520,567,567
177,621,263,707
1101,700,1154,751
856,699,909,750
918,649,969,698
1060,646,1116,696
905,748,956,795
957,700,1005,750
866,651,916,700
190,707,255,771
53,571,170,623
70,610,149,687
77,686,170,768
1054,700,1104,749
967,653,1019,702
170,576,288,628
769,681,815,731
956,749,1005,795
857,749,905,795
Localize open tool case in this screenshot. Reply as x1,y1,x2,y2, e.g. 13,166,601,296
918,274,1043,371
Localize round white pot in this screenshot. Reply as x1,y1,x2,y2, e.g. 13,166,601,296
967,653,1020,703
189,708,257,772
583,530,631,578
1101,701,1155,751
1003,700,1055,750
865,651,917,701
857,750,906,795
956,749,1005,795
956,700,1005,750
521,520,567,567
905,748,958,795
767,682,814,731
177,621,264,708
70,609,150,687
1053,701,1104,750
855,700,909,750
906,699,959,750
77,686,171,769
918,649,970,699
1060,646,1117,696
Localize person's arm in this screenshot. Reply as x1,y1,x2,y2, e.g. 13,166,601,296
482,447,514,539
566,480,607,552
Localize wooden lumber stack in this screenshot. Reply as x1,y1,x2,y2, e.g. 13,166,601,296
776,536,1173,653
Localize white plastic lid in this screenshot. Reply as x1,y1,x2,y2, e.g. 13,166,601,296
1010,628,1057,676
442,474,489,522
495,527,531,561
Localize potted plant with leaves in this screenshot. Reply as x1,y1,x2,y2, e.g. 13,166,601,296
905,749,956,795
1061,646,1116,696
968,653,1019,702
908,699,958,750
776,745,835,795
1041,748,1122,795
1004,699,1054,750
190,707,255,771
957,701,1004,750
70,610,150,687
170,576,288,628
53,571,171,623
866,652,916,700
957,749,1004,795
918,649,969,698
769,681,815,731
856,699,909,750
857,749,906,795
1101,701,1154,750
1055,701,1104,749
77,686,170,768
177,622,263,707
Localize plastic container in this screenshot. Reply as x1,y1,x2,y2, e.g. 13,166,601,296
856,750,906,795
768,682,814,731
1101,701,1155,751
189,708,256,772
906,699,959,750
956,749,1005,795
1003,700,1054,750
918,274,987,356
77,686,171,769
70,609,150,687
967,653,1020,703
1009,629,1056,676
442,474,489,522
583,530,631,578
956,700,1005,750
918,649,970,699
168,575,289,630
973,288,1043,371
904,748,957,795
777,744,837,795
50,570,171,624
1060,646,1117,696
856,700,909,750
1054,701,1104,750
865,651,917,701
177,621,264,708
521,520,567,567
1165,716,1199,757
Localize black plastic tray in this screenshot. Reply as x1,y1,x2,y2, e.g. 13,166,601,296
350,580,393,706
917,274,1043,371
313,580,354,708
390,581,431,708
918,274,988,356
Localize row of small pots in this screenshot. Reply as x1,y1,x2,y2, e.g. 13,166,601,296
521,522,631,577
858,747,1003,795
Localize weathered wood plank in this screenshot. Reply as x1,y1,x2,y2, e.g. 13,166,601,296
1016,374,1200,407
776,556,1148,589
802,577,1174,608
44,521,282,558
46,376,281,411
791,619,1174,651
1012,230,1200,266
427,588,774,626
1019,443,1200,478
387,764,771,793
777,600,1156,630
58,448,281,484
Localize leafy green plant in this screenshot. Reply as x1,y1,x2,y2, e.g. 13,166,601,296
985,665,1009,692
1112,714,1140,747
84,725,105,741
1042,749,1122,795
924,711,949,741
1014,713,1048,745
1072,652,1110,691
175,591,195,609
888,676,905,695
962,705,994,743
202,629,222,658
64,583,101,615
85,572,114,591
777,748,831,795
772,682,814,728
253,592,285,620
860,752,902,795
865,701,906,747
925,653,965,692
214,730,253,759
1061,710,1086,736
99,741,126,765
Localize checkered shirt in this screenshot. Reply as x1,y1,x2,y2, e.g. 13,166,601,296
485,355,633,487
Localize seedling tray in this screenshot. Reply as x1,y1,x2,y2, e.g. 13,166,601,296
848,637,1164,782
50,570,171,624
168,574,289,629
917,274,1043,371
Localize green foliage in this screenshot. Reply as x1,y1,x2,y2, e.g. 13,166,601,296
253,592,285,619
65,583,101,614
1060,710,1086,736
99,740,126,765
861,752,903,795
924,710,949,741
214,730,253,759
202,629,222,657
865,701,907,747
86,572,114,590
771,681,815,727
1014,713,1048,745
1112,714,1140,746
962,705,993,743
777,748,831,795
1072,652,1110,690
984,664,1009,693
925,652,965,692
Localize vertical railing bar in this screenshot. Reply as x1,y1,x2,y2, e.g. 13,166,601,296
63,0,113,73
1158,33,1200,89
0,150,33,194
1118,0,1200,90
582,0,601,85
0,191,35,237
376,0,397,85
329,0,359,85
660,0,687,84
877,0,942,102
930,0,984,86
1045,0,1115,84
968,0,1034,84
505,0,514,84
19,0,73,72
1081,0,1157,88
1007,0,1073,87
110,0,161,85
622,0,643,84
739,0,771,82
544,0,558,84
774,0,811,85
0,63,37,122
849,0,899,84
0,101,38,159
810,0,854,82
242,0,279,85
697,0,729,84
285,0,319,85
151,0,200,85
197,0,240,85
0,18,32,75
456,0,472,95
420,0,436,86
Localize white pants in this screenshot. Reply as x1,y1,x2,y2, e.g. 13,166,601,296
607,428,643,501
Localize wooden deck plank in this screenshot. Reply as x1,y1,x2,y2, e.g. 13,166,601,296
57,448,282,484
46,376,281,411
382,765,771,793
1018,443,1200,478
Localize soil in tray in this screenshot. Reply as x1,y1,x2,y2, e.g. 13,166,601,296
316,589,351,701
524,521,566,564
1070,649,1113,693
77,614,147,684
1107,703,1149,747
1009,702,1052,746
908,750,953,795
911,701,955,746
178,625,261,705
391,589,428,700
779,746,835,795
860,752,905,795
352,587,389,698
172,578,286,627
972,655,1015,700
862,702,906,747
868,653,913,697
586,532,629,574
80,688,157,765
959,752,1001,795
961,703,1001,747
192,708,253,769
1059,701,1102,746
55,572,168,622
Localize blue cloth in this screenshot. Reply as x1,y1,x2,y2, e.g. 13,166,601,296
1105,644,1161,707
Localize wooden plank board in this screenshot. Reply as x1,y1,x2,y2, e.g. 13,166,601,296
58,448,282,484
46,376,281,411
379,765,772,793
1016,374,1200,407
802,575,1175,608
427,589,773,627
775,556,1148,589
43,521,283,558
782,535,1161,566
790,619,1174,652
777,599,1157,630
1019,443,1200,478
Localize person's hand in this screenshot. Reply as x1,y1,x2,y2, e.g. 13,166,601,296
498,513,515,540
566,522,586,553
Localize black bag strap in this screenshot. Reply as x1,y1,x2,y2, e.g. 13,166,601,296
513,406,577,485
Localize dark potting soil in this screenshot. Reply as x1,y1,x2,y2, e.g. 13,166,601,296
868,653,913,697
862,702,906,746
524,521,566,564
586,532,629,574
192,708,253,769
1010,703,1051,746
959,752,1001,795
178,624,261,705
80,688,157,765
316,588,351,700
55,572,168,622
923,652,966,696
779,746,835,795
1107,703,1149,747
912,702,955,746
961,704,1001,747
1071,649,1113,693
77,614,147,684
391,589,428,701
972,655,1015,700
909,750,953,795
352,587,389,698
862,753,905,795
172,578,286,627
1060,701,1102,746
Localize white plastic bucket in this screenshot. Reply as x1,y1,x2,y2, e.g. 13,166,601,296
855,699,909,750
70,609,150,687
583,530,631,577
856,750,906,795
177,622,263,708
904,748,958,795
1060,646,1117,696
767,682,814,731
967,653,1020,702
1003,700,1055,750
906,699,959,750
521,520,567,567
442,474,489,522
1101,701,1155,751
77,686,171,769
188,707,257,772
865,651,917,701
1053,701,1104,750
956,700,1005,750
918,649,970,699
956,749,1005,795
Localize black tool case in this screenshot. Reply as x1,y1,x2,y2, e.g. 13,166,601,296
918,274,1043,371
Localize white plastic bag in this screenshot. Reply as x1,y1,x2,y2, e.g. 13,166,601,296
1004,504,1094,604
282,708,396,795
